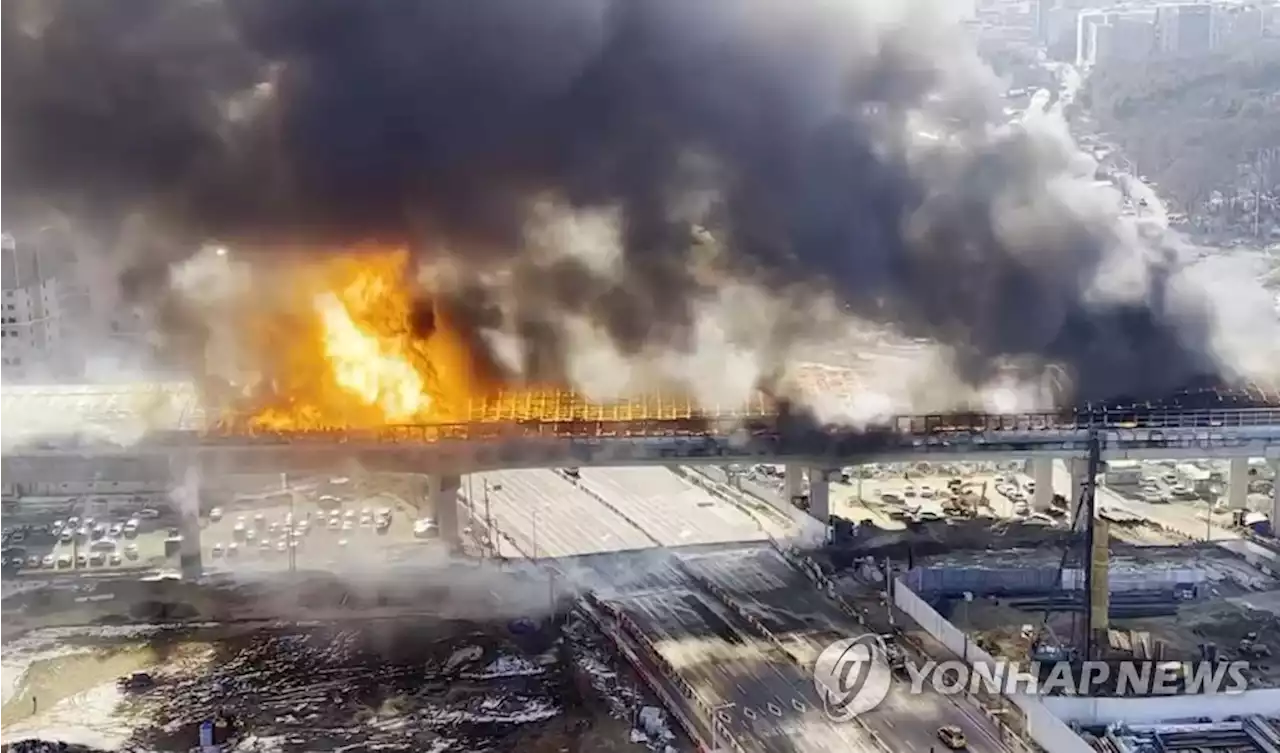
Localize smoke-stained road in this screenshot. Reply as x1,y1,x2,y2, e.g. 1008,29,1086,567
483,465,1014,752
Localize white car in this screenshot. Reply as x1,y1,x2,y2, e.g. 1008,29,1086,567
137,508,161,519
413,519,439,539
211,543,224,558
42,554,56,568
327,518,342,531
124,543,140,559
210,507,224,522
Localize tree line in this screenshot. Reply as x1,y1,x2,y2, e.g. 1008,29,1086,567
1081,41,1280,212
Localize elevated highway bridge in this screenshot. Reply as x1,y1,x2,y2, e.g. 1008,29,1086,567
4,380,1279,537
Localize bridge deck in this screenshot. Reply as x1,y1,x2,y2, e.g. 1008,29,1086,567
3,375,1279,450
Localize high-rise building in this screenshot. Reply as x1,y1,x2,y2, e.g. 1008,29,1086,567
1,227,155,382
1109,15,1158,61
1155,3,1214,56
1216,4,1266,48
1034,0,1054,43
1,232,68,380
1077,9,1112,65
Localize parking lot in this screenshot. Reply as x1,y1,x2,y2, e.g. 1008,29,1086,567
2,478,444,579
734,461,1060,528
197,488,438,572
2,500,178,576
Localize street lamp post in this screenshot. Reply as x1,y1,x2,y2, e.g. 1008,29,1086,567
484,480,494,556
1252,147,1279,238
281,473,297,575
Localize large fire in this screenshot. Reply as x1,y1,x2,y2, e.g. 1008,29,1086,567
240,249,485,430
221,248,771,433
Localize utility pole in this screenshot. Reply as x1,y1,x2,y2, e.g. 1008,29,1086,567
1080,430,1104,662
1252,147,1279,239
281,472,296,575
484,480,494,557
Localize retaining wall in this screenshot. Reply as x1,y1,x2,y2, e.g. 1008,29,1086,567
892,579,1094,753
1041,689,1280,726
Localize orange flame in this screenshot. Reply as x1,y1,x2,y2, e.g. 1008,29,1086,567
239,249,455,430
223,247,768,433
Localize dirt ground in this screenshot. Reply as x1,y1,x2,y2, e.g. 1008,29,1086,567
2,611,677,753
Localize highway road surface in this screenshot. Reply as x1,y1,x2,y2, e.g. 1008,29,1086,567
472,469,654,557
481,466,1013,751
614,574,881,753
678,546,1013,753
476,467,770,558
576,467,768,547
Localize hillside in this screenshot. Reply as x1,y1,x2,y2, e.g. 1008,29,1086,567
1083,41,1280,212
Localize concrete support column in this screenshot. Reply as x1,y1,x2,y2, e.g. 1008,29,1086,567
807,467,831,523
1054,458,1088,526
1271,461,1280,526
1227,457,1250,511
784,464,804,504
1031,458,1054,512
174,464,203,579
430,474,462,552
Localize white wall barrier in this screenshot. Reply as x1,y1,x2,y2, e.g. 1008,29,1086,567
1042,689,1280,726
578,597,746,753
892,578,1095,753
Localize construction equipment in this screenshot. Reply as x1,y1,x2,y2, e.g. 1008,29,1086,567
1037,429,1106,662
1240,632,1272,658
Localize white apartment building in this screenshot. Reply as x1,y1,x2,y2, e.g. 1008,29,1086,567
1155,3,1215,55
1,228,156,383
1215,2,1266,46
1,232,68,380
1072,1,1272,67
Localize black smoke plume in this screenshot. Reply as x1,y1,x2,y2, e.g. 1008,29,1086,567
3,0,1271,408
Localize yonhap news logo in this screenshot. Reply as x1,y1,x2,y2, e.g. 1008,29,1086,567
812,634,894,721
812,634,1250,721
899,658,1250,698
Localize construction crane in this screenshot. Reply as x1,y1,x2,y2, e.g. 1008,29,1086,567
1036,428,1106,663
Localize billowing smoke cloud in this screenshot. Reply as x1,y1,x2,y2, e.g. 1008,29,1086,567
5,0,1278,413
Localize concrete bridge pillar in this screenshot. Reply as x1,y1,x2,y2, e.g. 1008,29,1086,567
784,464,804,505
172,463,203,579
1271,461,1280,526
1227,457,1251,510
807,467,834,523
429,474,462,552
1053,458,1088,526
1031,458,1054,512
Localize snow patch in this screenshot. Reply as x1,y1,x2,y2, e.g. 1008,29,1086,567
461,654,545,679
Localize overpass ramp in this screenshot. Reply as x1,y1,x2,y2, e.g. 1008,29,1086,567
473,469,655,558
575,467,768,547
